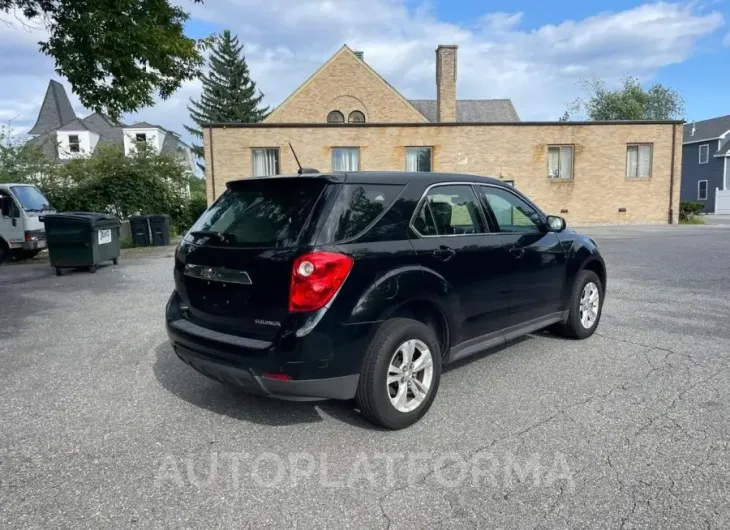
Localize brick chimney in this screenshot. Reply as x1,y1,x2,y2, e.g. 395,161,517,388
436,45,457,122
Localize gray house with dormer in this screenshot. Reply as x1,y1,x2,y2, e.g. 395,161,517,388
27,80,195,172
681,115,730,213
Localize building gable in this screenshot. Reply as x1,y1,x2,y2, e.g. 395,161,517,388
265,46,428,124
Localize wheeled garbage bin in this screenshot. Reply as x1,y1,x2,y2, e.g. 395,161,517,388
41,212,121,276
147,214,171,246
129,215,151,247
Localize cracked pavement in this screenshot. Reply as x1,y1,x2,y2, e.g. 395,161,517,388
1,225,729,529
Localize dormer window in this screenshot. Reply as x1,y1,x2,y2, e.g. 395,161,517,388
348,111,365,123
327,111,344,124
68,135,80,153
136,133,147,143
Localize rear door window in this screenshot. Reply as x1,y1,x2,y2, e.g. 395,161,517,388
331,184,403,241
412,185,486,236
187,179,327,247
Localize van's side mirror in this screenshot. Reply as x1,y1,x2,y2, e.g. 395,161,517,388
546,215,566,232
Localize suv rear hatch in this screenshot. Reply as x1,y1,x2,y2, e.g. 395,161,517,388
176,177,336,341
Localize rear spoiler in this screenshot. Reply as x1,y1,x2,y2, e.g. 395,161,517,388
226,174,345,188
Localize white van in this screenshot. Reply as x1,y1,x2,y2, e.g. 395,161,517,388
0,183,55,263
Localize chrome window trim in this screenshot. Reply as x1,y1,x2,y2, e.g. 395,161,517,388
408,181,496,239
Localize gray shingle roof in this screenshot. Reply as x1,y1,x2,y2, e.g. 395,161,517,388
717,138,730,157
129,121,166,131
26,132,59,160
28,80,77,135
57,118,89,132
81,112,124,147
409,99,520,123
683,115,730,143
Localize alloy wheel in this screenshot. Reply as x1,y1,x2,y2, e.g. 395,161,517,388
387,339,434,413
579,281,600,329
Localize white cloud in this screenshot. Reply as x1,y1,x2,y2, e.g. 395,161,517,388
0,0,725,144
190,0,724,121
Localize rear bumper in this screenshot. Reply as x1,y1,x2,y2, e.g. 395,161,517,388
22,239,46,250
173,344,358,401
165,292,367,401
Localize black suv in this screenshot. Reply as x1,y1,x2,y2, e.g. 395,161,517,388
166,172,606,429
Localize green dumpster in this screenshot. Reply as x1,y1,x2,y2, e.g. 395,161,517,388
41,212,121,276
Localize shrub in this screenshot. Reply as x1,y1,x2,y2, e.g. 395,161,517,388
679,201,705,221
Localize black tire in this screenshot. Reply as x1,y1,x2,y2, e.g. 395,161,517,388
0,239,8,265
553,270,603,339
55,267,62,276
112,258,118,265
89,264,97,273
356,318,442,430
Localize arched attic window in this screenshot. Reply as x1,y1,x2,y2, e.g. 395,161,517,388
327,111,344,123
348,111,365,123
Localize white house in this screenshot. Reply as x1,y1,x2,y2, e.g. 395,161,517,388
27,80,196,173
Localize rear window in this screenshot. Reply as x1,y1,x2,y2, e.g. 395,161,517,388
330,184,403,241
187,180,327,247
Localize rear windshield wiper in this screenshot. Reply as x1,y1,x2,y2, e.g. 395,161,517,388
189,231,238,244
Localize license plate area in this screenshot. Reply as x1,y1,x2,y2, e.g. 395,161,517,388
186,278,252,317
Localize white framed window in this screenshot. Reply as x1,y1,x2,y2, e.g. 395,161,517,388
697,180,708,200
135,133,147,143
699,144,709,164
332,147,360,171
626,144,652,179
547,145,573,179
251,148,280,177
405,147,432,172
68,135,80,153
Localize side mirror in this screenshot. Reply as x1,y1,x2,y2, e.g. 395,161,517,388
546,215,566,232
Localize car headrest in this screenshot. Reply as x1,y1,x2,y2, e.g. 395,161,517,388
430,202,452,230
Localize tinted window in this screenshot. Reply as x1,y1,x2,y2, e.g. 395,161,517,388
414,185,485,236
187,180,327,248
482,187,542,233
332,184,403,241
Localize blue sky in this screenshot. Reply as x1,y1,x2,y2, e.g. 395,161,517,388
1,0,728,142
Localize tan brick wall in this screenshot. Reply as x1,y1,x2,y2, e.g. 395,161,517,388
206,122,682,225
436,46,457,123
264,49,427,124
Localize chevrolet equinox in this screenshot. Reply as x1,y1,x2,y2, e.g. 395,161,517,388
166,172,606,429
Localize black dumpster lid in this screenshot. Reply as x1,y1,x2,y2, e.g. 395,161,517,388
42,212,120,224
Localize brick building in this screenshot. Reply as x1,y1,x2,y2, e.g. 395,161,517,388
203,45,682,225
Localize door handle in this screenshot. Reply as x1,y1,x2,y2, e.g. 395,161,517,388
433,246,456,261
509,246,525,259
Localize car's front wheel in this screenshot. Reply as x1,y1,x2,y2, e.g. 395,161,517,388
356,318,441,430
554,269,603,339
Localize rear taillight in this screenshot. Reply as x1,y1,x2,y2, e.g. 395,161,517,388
289,251,353,313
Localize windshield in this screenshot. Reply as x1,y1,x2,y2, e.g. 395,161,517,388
10,186,52,212
186,179,327,248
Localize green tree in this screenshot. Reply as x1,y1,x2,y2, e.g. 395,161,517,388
562,77,685,121
1,0,209,120
0,125,58,186
185,30,269,167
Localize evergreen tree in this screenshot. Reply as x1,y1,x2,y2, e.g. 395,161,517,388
185,30,268,168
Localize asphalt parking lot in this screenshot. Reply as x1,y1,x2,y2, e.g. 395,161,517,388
2,225,729,529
